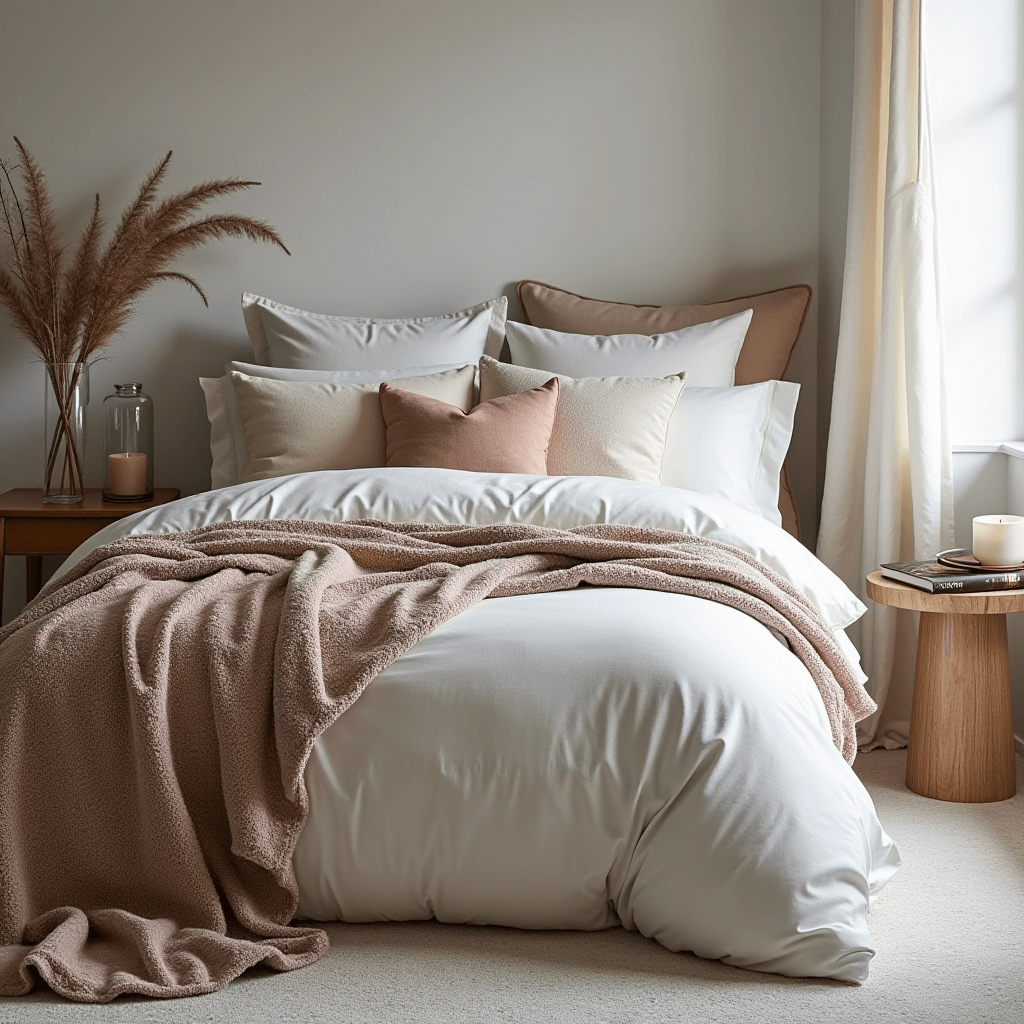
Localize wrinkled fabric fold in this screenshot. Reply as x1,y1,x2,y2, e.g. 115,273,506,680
0,519,875,1002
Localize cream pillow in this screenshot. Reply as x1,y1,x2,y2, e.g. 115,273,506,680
231,365,476,482
478,356,685,482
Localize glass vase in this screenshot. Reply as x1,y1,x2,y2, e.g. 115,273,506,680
43,361,89,504
102,382,154,502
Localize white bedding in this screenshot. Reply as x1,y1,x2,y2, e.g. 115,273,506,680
59,469,899,983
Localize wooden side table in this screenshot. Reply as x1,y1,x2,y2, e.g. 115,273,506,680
0,487,181,621
866,570,1020,803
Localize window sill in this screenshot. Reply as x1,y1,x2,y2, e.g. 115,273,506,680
953,442,1024,461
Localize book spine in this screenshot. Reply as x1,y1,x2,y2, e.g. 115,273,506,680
931,575,1024,593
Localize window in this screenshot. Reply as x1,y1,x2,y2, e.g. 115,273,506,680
928,0,1020,442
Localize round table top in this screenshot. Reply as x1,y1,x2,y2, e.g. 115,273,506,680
866,570,1024,614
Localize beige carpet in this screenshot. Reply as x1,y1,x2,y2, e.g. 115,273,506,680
2,749,1022,1023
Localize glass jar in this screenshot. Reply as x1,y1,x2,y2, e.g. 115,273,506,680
102,382,154,502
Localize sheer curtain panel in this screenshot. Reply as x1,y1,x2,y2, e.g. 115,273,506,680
817,0,953,749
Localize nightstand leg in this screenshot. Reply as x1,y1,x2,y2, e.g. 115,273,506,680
25,556,42,603
907,611,1016,802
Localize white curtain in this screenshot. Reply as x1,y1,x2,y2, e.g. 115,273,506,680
817,0,954,749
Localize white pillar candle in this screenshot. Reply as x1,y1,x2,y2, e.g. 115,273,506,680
972,514,1024,566
108,452,148,497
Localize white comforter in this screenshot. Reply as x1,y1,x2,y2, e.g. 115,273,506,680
61,469,899,983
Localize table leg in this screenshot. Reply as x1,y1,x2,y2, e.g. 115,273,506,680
907,610,1016,802
25,556,43,603
0,516,5,623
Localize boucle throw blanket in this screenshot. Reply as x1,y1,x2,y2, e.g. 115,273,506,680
0,519,874,1002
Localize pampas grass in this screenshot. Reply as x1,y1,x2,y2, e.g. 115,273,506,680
0,139,288,364
0,140,288,497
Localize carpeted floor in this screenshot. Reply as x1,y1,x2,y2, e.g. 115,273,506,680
2,749,1022,1023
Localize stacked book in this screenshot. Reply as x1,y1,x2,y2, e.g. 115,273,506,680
881,550,1024,593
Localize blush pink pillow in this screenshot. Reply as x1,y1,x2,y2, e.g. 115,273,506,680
379,377,559,474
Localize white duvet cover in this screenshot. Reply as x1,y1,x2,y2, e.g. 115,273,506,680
61,469,899,983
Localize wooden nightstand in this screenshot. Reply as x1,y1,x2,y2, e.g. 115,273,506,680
866,570,1020,803
0,487,181,620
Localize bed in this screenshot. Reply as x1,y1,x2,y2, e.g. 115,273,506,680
0,288,900,1001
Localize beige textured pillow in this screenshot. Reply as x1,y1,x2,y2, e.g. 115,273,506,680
516,279,811,537
380,378,559,474
232,365,475,482
478,356,685,482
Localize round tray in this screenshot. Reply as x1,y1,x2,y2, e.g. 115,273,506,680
936,548,1024,573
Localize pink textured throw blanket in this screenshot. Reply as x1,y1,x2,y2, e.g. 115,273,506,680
0,520,874,1002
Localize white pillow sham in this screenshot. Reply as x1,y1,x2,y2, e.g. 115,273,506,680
664,383,800,526
201,363,469,489
200,376,242,491
242,293,507,368
504,309,751,386
478,356,685,483
230,365,476,483
225,360,466,382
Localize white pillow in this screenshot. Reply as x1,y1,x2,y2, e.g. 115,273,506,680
504,309,752,386
478,356,685,482
242,293,507,368
231,365,476,483
664,383,800,527
199,376,240,491
225,360,466,382
201,363,469,489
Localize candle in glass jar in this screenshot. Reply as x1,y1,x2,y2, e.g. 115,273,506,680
973,514,1024,566
108,452,147,497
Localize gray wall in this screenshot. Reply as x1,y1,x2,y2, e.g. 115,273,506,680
817,0,856,517
0,0,825,619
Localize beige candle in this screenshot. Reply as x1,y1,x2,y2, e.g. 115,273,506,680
108,452,148,497
973,514,1024,565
